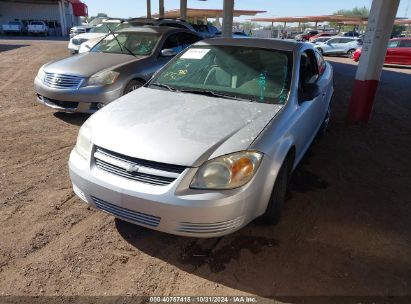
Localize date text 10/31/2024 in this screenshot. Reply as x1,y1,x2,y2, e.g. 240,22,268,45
149,296,258,303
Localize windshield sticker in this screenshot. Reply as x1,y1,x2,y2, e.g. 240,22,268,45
181,48,210,59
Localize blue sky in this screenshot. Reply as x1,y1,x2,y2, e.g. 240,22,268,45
83,0,410,21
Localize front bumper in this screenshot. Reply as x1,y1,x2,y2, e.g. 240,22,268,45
34,77,123,113
68,148,275,238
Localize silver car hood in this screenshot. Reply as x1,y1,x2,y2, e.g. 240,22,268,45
44,53,143,77
90,87,283,167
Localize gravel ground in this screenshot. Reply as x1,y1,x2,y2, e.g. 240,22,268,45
0,38,410,299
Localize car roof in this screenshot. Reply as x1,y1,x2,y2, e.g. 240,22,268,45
196,38,303,52
116,26,193,34
390,37,411,41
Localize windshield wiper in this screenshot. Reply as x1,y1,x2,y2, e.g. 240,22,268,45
179,88,252,101
149,83,178,92
105,25,137,58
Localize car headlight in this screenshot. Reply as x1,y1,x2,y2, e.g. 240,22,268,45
36,65,46,81
190,151,263,190
87,70,120,86
75,120,92,160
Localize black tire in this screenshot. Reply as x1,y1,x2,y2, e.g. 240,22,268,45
347,49,355,58
262,155,292,225
124,79,143,94
317,100,331,137
317,48,324,55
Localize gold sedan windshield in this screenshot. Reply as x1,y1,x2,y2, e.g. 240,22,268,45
92,32,160,56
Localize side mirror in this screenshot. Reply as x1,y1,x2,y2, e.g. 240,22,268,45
299,83,320,103
161,48,177,57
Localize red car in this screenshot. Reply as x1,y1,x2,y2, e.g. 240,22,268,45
309,32,335,42
353,38,411,65
297,30,319,41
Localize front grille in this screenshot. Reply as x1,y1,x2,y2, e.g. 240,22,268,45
38,94,78,109
44,72,84,89
178,217,243,234
94,146,187,186
92,196,161,227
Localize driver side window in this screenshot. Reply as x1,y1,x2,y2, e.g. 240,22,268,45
299,50,319,86
299,50,319,101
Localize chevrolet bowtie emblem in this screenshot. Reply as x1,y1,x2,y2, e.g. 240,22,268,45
125,164,140,173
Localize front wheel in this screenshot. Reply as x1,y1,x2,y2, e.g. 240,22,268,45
347,49,355,58
262,155,292,225
317,48,324,55
124,79,143,95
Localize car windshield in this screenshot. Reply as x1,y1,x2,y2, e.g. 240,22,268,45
90,23,119,33
150,46,293,104
91,32,160,56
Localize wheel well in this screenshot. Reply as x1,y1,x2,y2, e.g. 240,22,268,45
123,78,146,95
131,78,146,85
347,48,356,53
286,146,296,173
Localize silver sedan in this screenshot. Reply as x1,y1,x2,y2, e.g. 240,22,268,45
69,38,334,237
34,27,202,113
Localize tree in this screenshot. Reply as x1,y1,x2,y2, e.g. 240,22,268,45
392,24,406,37
240,22,258,32
335,6,370,17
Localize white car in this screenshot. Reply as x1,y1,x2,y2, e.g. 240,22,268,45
28,21,49,36
70,25,94,38
314,37,362,57
68,21,123,54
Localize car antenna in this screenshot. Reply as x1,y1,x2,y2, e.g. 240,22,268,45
105,25,137,58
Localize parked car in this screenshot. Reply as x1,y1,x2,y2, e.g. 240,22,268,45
78,20,219,54
28,21,49,36
35,27,202,113
69,38,334,237
315,37,362,57
191,23,220,38
295,30,319,41
308,32,335,42
68,19,124,54
2,20,27,35
214,30,250,38
310,36,333,44
70,25,94,38
128,18,218,38
341,31,360,37
353,38,411,65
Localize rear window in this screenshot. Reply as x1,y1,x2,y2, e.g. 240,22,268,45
399,40,411,48
388,40,400,48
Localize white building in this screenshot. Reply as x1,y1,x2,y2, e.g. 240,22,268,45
0,0,88,36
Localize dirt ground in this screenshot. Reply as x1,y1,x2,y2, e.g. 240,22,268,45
0,38,410,300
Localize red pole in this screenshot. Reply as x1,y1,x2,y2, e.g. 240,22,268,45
347,0,400,123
